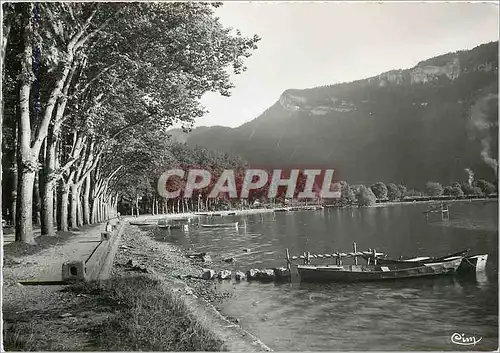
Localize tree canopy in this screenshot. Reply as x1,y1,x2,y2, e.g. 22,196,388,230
2,2,260,242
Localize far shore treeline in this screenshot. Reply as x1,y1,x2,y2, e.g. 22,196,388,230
115,141,498,215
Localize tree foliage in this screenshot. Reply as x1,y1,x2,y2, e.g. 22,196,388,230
443,185,464,197
370,182,388,199
425,182,444,197
357,185,377,206
387,183,402,201
2,2,260,241
474,179,496,194
339,181,356,206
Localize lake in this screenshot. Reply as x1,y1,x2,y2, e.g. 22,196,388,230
153,200,498,351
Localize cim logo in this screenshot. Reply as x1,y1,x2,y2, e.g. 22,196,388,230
450,333,483,346
157,165,341,200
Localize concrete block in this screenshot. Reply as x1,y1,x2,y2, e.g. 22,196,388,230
62,261,87,282
101,232,112,241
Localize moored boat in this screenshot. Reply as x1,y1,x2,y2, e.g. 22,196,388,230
374,249,470,265
457,254,488,273
157,218,189,230
274,207,291,212
157,224,184,230
374,249,488,274
129,221,156,226
289,242,467,283
201,222,238,228
297,256,464,282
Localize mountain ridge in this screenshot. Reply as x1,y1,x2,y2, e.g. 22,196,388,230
169,41,498,188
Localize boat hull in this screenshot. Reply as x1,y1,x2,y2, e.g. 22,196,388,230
297,257,463,283
375,249,470,265
201,222,238,228
458,254,488,273
129,222,156,226
158,224,183,229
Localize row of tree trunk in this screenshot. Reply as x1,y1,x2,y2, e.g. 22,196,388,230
126,196,258,216
1,4,126,243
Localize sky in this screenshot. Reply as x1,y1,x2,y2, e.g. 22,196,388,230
193,1,499,128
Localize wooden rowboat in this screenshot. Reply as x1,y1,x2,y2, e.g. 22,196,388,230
374,249,470,265
373,249,487,273
297,255,464,283
457,254,488,273
129,221,156,226
157,224,184,230
201,222,238,228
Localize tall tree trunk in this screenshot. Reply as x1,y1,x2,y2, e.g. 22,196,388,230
91,196,97,223
40,128,60,235
1,9,13,237
10,124,18,227
104,200,108,221
77,190,83,226
60,186,70,231
16,5,35,243
34,171,41,226
97,199,101,223
83,175,91,224
39,166,54,235
70,183,79,229
94,197,100,223
16,170,35,243
53,186,58,225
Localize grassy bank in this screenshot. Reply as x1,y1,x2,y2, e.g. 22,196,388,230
70,276,225,351
3,225,269,351
3,276,224,351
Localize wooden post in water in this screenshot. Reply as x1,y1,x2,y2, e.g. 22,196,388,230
353,242,358,265
285,248,291,272
441,203,449,221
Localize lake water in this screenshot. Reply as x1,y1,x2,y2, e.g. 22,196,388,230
153,201,498,351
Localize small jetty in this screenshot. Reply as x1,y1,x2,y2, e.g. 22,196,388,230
423,202,450,221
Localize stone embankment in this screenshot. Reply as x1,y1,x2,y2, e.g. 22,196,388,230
116,225,272,351
198,265,291,282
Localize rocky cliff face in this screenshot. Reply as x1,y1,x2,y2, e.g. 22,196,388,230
170,41,498,187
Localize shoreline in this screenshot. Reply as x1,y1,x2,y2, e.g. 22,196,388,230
114,225,272,351
2,224,272,351
122,197,498,222
368,197,498,208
